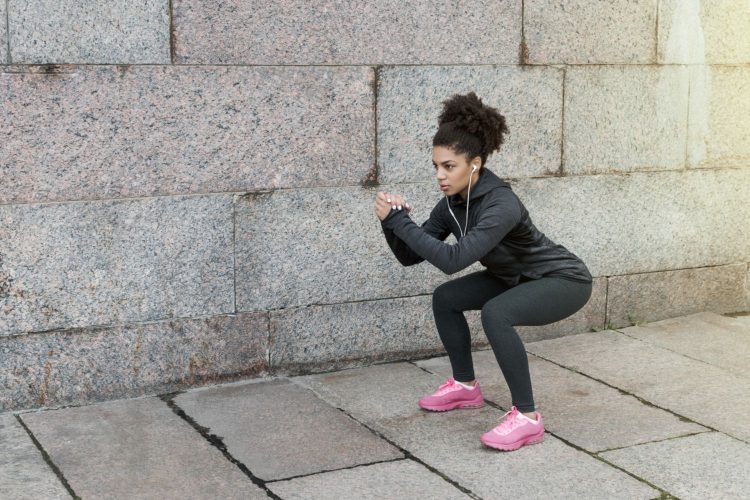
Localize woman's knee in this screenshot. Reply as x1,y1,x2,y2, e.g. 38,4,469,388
480,302,512,329
432,281,456,310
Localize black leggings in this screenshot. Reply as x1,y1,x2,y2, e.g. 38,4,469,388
432,271,593,412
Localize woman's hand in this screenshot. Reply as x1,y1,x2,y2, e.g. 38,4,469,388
375,191,411,221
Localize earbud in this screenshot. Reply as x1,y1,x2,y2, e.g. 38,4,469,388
471,164,478,172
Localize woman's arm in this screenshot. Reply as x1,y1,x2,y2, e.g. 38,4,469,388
380,190,522,274
380,202,451,266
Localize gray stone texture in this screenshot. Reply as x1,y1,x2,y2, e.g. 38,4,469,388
416,349,708,453
0,195,234,335
377,65,563,183
8,0,170,64
293,362,657,499
525,0,657,64
606,264,748,327
619,311,750,379
0,65,374,204
563,65,689,175
600,432,750,500
527,328,750,442
0,413,69,499
687,65,750,168
173,0,521,65
508,168,750,278
19,397,269,499
174,378,403,481
0,1,7,63
267,459,471,500
235,183,483,312
0,311,268,412
658,0,750,64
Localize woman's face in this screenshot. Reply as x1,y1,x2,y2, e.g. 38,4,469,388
432,146,480,199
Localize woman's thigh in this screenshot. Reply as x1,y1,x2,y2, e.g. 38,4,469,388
481,277,593,326
433,270,514,312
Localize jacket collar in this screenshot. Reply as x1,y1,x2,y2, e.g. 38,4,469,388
446,167,510,206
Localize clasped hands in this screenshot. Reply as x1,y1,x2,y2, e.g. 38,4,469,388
374,191,411,221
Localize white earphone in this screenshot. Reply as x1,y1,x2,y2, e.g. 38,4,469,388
446,163,478,239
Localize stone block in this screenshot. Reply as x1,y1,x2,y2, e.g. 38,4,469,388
0,413,69,499
267,460,470,500
600,432,750,499
377,65,563,183
658,0,750,64
173,0,521,65
235,183,483,311
416,349,707,453
174,379,403,481
619,311,750,379
508,168,750,278
525,0,657,64
0,311,268,412
0,2,7,63
607,264,748,327
563,65,689,174
269,296,446,375
527,329,750,442
8,0,170,64
20,397,269,498
0,195,234,335
687,65,750,168
0,65,374,204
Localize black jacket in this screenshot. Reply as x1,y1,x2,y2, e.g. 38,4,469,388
380,168,593,286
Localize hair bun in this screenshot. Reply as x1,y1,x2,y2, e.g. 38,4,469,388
437,91,509,156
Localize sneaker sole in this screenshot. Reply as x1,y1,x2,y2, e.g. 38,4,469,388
481,431,545,451
419,400,485,411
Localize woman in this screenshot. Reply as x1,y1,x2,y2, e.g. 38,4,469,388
374,91,593,452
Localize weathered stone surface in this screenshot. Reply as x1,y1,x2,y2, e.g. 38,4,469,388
527,329,750,441
267,459,471,500
174,378,403,481
20,397,268,499
173,0,521,65
525,0,657,64
235,183,483,311
563,65,689,174
0,312,268,412
0,65,374,204
0,2,7,64
0,413,69,499
294,362,657,499
8,0,169,64
746,264,750,311
600,432,750,500
619,312,750,379
377,65,563,183
607,264,748,327
687,65,750,168
658,0,750,64
0,195,234,335
509,168,750,278
416,349,708,453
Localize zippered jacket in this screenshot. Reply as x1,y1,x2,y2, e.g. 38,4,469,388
379,168,593,286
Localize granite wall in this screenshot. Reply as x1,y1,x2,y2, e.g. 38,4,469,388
1,0,749,412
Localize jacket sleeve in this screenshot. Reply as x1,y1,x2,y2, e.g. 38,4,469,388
380,190,522,274
380,201,451,266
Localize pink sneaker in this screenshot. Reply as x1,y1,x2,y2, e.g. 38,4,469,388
418,377,485,411
480,405,544,451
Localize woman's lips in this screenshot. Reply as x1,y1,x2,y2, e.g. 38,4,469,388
439,184,449,191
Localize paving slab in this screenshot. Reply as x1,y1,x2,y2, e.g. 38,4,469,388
174,378,403,481
19,397,266,499
266,459,470,500
292,362,658,499
0,413,69,499
416,349,708,453
526,330,750,442
619,311,750,378
600,431,750,500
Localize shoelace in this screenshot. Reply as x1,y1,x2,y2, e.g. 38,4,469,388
435,378,458,396
494,407,525,435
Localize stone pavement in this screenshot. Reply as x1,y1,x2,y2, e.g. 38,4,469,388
3,311,749,500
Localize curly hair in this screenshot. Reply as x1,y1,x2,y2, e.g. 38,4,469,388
432,91,509,168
